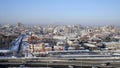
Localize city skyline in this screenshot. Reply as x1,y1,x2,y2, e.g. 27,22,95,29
0,0,120,26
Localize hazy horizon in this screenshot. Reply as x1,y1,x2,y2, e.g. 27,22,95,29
0,0,120,26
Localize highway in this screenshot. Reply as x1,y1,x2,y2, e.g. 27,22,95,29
0,57,120,68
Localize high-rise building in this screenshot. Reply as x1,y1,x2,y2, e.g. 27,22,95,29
16,22,23,27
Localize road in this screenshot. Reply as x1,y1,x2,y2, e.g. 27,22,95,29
0,57,119,68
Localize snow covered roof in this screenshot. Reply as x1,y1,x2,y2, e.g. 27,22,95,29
84,43,97,47
0,50,11,53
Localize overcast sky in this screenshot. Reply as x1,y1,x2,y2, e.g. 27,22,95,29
0,0,120,26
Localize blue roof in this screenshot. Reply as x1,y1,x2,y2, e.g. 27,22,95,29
10,34,29,51
10,35,23,51
22,42,29,51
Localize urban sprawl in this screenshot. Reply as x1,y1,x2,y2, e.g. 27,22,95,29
0,23,120,57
